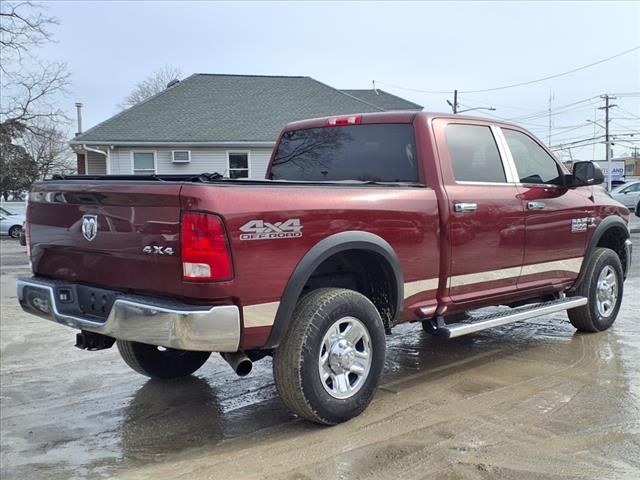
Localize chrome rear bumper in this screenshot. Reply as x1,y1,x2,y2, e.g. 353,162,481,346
17,277,240,352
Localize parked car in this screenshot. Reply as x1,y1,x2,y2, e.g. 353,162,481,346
18,221,27,246
17,112,632,425
610,180,640,211
0,207,25,239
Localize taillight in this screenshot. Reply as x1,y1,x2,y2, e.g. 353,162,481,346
327,115,361,126
181,212,233,282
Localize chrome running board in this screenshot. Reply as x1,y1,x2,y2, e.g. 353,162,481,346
431,297,588,339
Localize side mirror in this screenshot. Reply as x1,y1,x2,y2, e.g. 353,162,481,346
568,161,604,188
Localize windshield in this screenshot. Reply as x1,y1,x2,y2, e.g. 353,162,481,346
0,207,16,216
270,124,419,183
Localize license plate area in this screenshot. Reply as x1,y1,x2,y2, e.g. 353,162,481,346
54,284,119,322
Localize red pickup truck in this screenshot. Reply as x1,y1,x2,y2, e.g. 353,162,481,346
18,112,632,425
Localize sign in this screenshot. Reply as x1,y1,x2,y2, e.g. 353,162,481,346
596,161,625,182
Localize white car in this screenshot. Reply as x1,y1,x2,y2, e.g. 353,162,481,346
0,207,26,239
610,181,640,211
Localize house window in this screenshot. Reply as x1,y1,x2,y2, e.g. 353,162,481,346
132,152,155,174
228,152,250,178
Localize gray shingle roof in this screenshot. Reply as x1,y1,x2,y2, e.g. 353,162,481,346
340,89,423,111
73,74,420,144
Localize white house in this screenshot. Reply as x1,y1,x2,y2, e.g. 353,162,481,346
70,74,423,179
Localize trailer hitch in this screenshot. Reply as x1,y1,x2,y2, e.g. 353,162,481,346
75,331,115,351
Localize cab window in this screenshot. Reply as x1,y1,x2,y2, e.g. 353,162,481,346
445,124,506,183
503,129,562,185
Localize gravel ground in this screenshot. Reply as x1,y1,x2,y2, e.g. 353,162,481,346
1,236,639,480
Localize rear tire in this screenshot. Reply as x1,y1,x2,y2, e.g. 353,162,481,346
273,288,386,425
117,340,211,379
568,248,623,332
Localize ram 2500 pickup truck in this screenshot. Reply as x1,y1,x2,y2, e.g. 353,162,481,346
18,112,632,425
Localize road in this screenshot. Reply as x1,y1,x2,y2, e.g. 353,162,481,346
1,236,639,480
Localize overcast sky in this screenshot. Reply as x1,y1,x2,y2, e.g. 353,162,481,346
38,0,639,161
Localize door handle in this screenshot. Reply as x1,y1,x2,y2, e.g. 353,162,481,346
453,202,478,213
527,201,546,210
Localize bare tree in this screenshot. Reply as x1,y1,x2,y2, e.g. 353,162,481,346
120,66,182,109
20,121,75,179
1,63,71,137
0,2,70,137
0,1,58,70
0,1,71,195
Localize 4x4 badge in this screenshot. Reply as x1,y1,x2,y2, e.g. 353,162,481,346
239,219,303,241
81,215,98,242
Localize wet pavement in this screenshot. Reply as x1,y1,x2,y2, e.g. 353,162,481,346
1,236,639,480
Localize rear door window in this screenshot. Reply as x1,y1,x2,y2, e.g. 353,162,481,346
270,124,418,182
445,124,507,183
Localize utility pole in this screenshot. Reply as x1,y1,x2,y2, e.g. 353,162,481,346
547,89,554,146
599,94,617,191
447,89,459,114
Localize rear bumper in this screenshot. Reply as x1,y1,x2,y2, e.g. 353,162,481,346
17,277,240,352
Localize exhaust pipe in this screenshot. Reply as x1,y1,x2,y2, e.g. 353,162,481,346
221,352,253,377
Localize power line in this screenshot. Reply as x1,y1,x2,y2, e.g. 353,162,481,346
462,47,639,93
616,106,640,119
507,97,600,121
372,81,449,95
374,46,639,95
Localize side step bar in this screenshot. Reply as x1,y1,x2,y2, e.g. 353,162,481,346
431,296,588,339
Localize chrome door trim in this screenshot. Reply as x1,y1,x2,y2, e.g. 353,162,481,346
491,125,519,183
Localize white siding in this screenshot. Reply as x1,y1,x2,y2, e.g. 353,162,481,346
109,146,274,179
86,151,107,174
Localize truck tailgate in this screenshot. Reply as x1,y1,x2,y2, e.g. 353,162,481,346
29,182,184,298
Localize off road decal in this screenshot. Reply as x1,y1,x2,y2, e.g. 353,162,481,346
239,219,303,241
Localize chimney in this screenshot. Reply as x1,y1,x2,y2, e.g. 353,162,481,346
75,102,83,136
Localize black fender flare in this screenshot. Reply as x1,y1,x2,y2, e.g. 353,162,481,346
264,231,403,349
572,215,630,288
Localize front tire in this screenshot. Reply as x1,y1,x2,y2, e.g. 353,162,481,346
273,288,386,425
117,340,211,379
568,248,623,332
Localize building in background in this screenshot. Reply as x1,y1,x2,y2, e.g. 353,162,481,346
622,148,640,177
70,74,422,179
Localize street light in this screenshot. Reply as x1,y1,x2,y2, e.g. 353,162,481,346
452,105,496,114
586,119,605,129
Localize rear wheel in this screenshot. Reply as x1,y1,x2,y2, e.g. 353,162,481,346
273,288,386,425
568,248,623,332
117,340,211,379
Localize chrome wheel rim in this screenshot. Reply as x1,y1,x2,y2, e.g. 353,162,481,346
596,265,618,318
318,316,372,399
